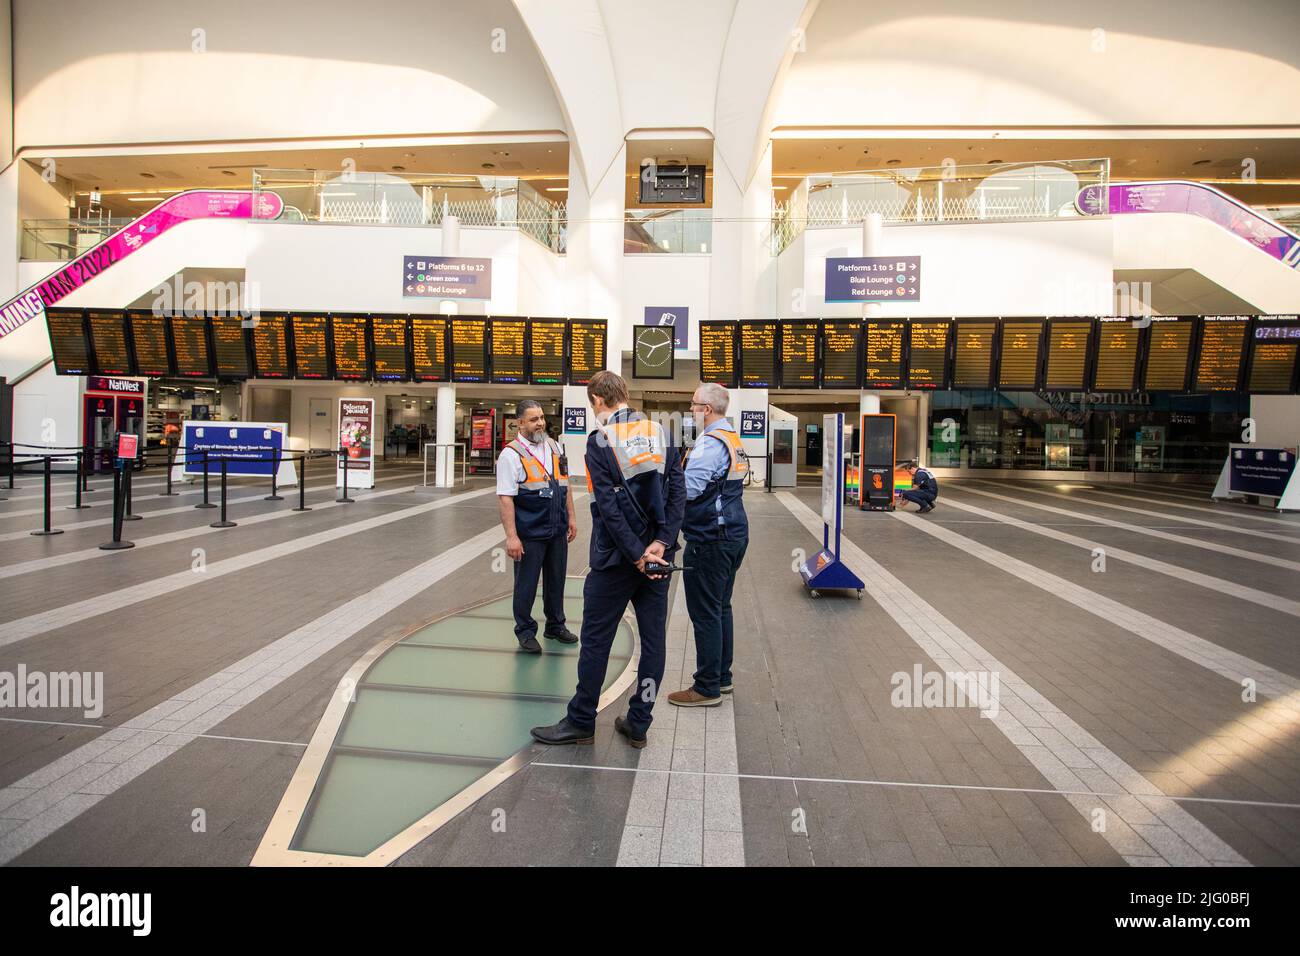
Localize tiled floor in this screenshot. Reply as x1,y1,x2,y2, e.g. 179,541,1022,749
1,468,1296,866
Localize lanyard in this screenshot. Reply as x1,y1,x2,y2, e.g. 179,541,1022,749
519,438,552,475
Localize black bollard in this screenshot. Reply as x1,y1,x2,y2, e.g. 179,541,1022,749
82,444,92,493
337,448,354,503
162,444,179,496
196,453,216,509
99,464,134,550
266,445,283,501
67,451,89,509
210,459,236,528
293,454,312,512
123,458,142,521
5,443,12,490
31,455,64,536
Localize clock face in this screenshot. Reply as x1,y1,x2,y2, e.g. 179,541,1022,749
634,325,674,378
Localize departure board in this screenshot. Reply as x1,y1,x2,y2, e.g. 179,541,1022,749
411,315,448,382
906,320,949,389
529,319,566,385
568,320,606,386
490,317,527,384
87,310,132,376
1248,316,1300,394
1093,318,1140,390
864,320,904,388
170,313,213,377
290,313,330,379
739,322,777,388
1193,315,1249,391
330,314,369,381
210,315,251,379
372,314,410,381
1143,317,1194,391
1043,319,1092,390
46,309,91,376
952,321,996,389
998,319,1045,389
251,313,290,379
126,311,171,377
779,320,819,388
821,320,862,388
451,318,488,383
699,322,738,388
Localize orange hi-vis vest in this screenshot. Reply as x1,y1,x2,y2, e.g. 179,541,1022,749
683,426,750,541
509,437,568,539
585,417,667,491
684,428,749,480
510,437,567,489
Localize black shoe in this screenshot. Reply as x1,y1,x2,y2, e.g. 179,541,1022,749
614,716,647,749
922,503,935,513
517,635,543,654
544,626,579,645
531,717,595,746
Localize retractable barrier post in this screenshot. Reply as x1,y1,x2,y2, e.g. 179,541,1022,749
266,445,283,501
123,457,141,521
337,448,354,503
31,455,64,536
81,445,92,493
163,444,178,496
211,459,236,528
293,454,311,512
6,443,13,490
98,460,134,550
196,452,216,508
68,451,88,509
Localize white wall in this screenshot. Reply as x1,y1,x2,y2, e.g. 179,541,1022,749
620,255,711,357
1249,396,1300,449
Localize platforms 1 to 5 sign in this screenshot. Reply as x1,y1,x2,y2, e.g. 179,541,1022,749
825,256,921,303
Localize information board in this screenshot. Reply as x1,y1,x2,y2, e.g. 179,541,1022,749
251,313,290,379
906,320,948,389
1044,319,1092,390
330,314,369,381
863,320,904,388
821,320,861,388
451,318,488,383
700,321,738,387
1248,316,1300,394
780,320,819,388
568,320,606,386
529,319,566,385
171,313,213,377
998,319,1045,390
46,309,91,375
1093,318,1141,390
489,317,527,384
290,312,330,380
87,310,132,376
126,311,171,378
410,315,448,382
210,314,251,379
952,320,996,389
371,314,410,381
1193,315,1249,391
739,321,777,388
1144,316,1194,391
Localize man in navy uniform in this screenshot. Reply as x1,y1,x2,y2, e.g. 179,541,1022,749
496,400,579,653
531,371,685,748
899,460,939,513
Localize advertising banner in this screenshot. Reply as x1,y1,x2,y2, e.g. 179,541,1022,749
181,421,296,486
337,398,376,489
1229,446,1296,498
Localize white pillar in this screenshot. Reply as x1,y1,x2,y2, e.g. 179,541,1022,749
859,392,881,419
862,213,883,320
435,213,461,488
566,145,625,373
916,392,930,467
728,387,769,486
560,385,596,478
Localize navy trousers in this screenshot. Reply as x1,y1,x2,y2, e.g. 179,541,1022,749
899,489,936,509
683,537,748,698
512,534,568,642
566,563,669,733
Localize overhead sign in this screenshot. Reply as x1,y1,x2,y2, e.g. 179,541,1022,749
740,410,767,439
403,256,492,299
338,398,376,489
825,256,921,303
563,407,587,435
644,307,688,350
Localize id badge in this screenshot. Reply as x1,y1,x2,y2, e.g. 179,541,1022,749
539,487,554,498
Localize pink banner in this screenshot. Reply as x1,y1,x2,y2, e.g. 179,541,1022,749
0,190,283,342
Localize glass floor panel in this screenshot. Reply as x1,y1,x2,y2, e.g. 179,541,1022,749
366,644,629,697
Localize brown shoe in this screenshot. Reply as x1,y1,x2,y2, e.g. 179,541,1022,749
667,688,722,707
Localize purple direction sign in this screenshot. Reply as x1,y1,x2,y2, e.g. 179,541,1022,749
403,256,492,299
825,256,921,303
644,306,689,350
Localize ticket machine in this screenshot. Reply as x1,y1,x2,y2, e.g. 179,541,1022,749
82,377,146,473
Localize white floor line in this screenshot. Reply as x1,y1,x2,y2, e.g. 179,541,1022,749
0,487,496,649
0,475,177,504
0,476,427,577
777,492,1249,867
0,522,504,865
615,578,745,867
936,494,1300,619
982,481,1300,545
1083,487,1300,529
888,509,1300,698
955,484,1300,574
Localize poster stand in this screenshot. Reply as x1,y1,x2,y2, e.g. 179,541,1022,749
1212,444,1300,512
797,413,865,598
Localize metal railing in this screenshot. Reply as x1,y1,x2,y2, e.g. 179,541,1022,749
624,207,713,254
771,158,1110,254
21,217,135,261
423,442,467,487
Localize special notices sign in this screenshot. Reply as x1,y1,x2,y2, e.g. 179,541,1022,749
825,256,921,303
337,398,376,489
403,257,492,300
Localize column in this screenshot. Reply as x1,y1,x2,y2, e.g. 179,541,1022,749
560,384,595,479
566,145,626,374
728,387,769,486
435,213,460,488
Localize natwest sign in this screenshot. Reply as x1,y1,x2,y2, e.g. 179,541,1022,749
87,377,144,394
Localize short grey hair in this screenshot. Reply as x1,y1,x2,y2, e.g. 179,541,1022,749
516,400,543,419
695,382,729,414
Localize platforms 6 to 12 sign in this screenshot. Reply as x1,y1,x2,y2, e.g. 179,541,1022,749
825,256,921,303
402,257,492,299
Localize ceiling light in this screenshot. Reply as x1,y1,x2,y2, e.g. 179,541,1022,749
1193,159,1212,166
221,170,236,176
140,172,156,179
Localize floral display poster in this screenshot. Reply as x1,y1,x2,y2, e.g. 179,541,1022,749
337,397,375,489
